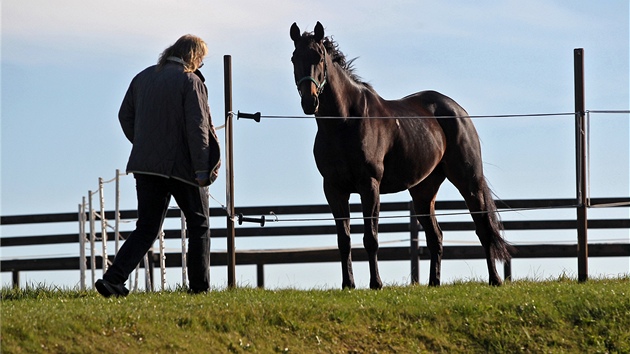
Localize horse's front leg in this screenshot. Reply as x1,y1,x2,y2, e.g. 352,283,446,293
324,181,354,289
360,178,383,290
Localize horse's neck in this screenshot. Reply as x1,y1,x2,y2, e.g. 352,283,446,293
316,63,370,119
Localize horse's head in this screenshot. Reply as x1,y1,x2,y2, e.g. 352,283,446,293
290,21,328,115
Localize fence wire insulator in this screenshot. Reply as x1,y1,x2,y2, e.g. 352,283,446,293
237,213,266,227
237,111,261,122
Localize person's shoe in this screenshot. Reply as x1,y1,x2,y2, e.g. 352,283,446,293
95,279,129,298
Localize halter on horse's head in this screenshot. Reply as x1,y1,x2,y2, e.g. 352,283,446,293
290,21,329,115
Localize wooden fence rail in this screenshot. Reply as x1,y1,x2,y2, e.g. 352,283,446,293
2,197,629,289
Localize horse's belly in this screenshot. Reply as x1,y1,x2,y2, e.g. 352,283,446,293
313,118,446,195
315,155,441,195
379,145,445,193
379,160,440,194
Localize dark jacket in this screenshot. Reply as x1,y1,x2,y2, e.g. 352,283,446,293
118,62,221,186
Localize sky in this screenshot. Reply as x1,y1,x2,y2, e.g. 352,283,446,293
1,0,629,289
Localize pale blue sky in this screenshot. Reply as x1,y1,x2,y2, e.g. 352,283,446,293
1,0,628,288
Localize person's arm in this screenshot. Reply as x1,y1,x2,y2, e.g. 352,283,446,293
118,83,135,143
184,78,212,186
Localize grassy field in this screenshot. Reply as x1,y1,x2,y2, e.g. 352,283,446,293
2,277,629,353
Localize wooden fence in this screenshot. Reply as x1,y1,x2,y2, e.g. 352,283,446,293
1,197,629,289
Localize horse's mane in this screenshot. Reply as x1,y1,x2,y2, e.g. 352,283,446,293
302,31,373,91
323,37,374,91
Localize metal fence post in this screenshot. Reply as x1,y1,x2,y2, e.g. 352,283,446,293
224,54,236,288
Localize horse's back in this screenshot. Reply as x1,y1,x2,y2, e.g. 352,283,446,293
404,90,486,182
403,90,478,138
401,90,468,118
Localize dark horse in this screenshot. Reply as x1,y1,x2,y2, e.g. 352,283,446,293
290,22,511,289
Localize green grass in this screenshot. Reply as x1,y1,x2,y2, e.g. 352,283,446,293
2,277,629,353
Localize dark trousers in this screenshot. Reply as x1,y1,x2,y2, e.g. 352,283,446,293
104,173,211,292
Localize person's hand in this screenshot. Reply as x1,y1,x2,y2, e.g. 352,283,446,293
196,172,210,187
209,161,221,184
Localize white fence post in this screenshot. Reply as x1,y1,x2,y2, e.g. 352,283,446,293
133,263,140,292
181,210,187,288
88,190,96,289
78,199,86,291
115,169,121,253
98,177,108,274
159,229,166,291
144,252,152,292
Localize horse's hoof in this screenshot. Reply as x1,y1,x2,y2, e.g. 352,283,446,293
428,279,441,287
489,278,503,286
369,281,383,290
342,282,356,290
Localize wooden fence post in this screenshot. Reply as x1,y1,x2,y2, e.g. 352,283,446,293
12,270,19,289
574,48,589,282
257,263,265,288
409,201,419,284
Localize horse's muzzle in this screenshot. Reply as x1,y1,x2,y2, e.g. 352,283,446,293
301,94,319,115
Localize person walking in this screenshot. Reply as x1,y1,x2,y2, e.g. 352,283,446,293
96,34,221,297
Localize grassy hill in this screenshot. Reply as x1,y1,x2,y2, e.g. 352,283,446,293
2,277,629,353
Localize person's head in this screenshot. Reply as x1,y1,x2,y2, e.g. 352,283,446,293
158,34,208,72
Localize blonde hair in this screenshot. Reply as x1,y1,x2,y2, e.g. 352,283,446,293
158,34,208,72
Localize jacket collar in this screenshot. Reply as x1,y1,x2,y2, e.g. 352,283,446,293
194,69,205,82
166,56,186,65
166,56,205,82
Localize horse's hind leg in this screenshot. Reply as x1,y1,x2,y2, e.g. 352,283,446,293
324,181,355,289
409,169,446,286
444,162,510,286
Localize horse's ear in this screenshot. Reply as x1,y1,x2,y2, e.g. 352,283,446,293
290,22,301,43
314,21,324,42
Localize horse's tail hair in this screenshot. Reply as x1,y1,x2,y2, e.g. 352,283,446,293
481,178,515,262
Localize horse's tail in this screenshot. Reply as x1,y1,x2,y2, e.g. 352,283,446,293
481,178,514,262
